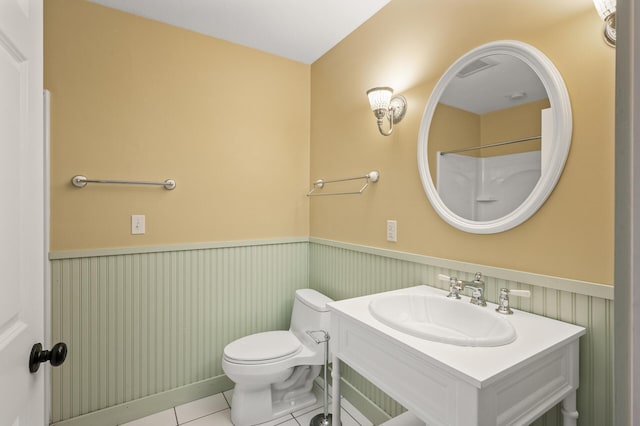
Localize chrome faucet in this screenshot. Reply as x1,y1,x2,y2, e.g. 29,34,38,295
439,272,486,306
461,272,486,306
496,288,532,314
445,276,463,299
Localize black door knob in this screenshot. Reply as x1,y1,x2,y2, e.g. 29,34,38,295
29,342,67,373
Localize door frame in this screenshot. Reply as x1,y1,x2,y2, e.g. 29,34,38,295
44,88,52,425
614,0,640,424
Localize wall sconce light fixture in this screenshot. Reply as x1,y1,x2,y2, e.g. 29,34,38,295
593,0,616,46
366,87,407,136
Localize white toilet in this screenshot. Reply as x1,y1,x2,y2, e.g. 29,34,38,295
222,289,334,426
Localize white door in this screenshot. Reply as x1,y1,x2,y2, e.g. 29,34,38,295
0,0,46,425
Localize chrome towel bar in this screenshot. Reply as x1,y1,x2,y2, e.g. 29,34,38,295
307,170,379,196
71,175,176,190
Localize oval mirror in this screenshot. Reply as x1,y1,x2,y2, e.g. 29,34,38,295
417,40,572,234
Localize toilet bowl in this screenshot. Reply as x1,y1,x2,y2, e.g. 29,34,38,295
222,289,333,426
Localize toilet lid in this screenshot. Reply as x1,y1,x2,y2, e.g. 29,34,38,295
224,330,302,364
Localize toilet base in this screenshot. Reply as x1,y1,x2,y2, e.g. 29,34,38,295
230,385,317,426
229,365,321,426
272,390,317,418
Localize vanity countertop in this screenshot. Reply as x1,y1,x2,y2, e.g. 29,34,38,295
328,285,586,389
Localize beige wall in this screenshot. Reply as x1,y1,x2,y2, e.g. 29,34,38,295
310,1,614,284
479,98,550,156
427,99,548,184
427,104,479,182
45,0,615,284
45,0,310,251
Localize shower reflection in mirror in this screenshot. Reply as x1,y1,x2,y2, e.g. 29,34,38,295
428,54,551,222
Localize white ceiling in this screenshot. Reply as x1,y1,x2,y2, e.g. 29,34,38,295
440,54,548,115
88,0,391,64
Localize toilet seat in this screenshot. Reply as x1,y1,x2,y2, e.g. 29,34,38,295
224,330,302,365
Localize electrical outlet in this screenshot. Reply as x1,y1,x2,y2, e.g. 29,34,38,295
131,215,145,235
386,220,397,242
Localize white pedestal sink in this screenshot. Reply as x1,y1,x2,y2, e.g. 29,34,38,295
328,285,585,426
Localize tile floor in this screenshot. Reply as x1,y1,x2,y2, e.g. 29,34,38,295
120,385,372,426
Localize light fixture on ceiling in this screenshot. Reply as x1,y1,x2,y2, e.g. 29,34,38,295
366,87,407,136
593,0,616,47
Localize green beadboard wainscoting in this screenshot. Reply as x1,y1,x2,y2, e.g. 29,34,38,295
49,239,309,425
50,238,613,426
308,239,614,426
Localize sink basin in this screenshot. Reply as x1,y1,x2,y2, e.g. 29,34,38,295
368,294,516,347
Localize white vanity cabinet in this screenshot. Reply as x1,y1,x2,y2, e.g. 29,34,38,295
329,285,585,426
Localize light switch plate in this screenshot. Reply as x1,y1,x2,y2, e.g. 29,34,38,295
386,220,397,242
131,215,145,235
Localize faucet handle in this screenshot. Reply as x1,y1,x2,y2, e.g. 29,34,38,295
439,274,462,299
438,274,453,282
509,289,531,298
496,288,531,314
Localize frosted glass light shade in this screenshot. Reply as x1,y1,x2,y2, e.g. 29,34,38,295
593,0,615,20
367,87,393,111
593,0,616,45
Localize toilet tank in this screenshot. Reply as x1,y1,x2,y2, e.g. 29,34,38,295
290,289,333,336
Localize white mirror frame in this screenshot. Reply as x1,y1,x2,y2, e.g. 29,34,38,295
417,40,572,234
